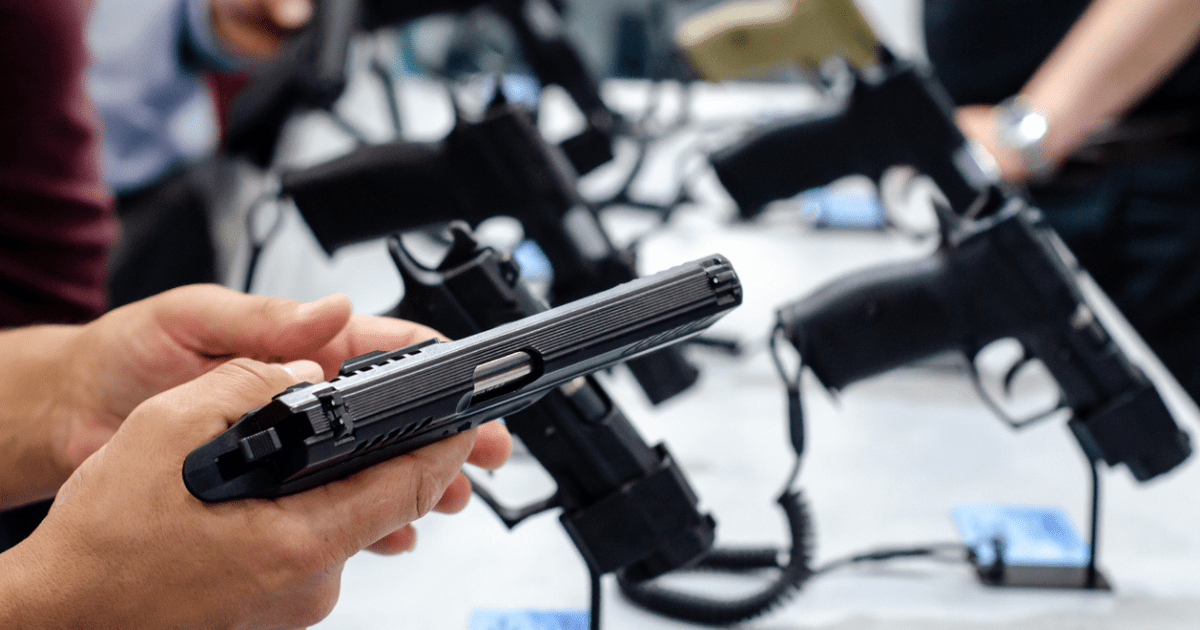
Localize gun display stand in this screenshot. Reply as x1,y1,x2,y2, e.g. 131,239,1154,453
589,566,603,630
972,455,1110,590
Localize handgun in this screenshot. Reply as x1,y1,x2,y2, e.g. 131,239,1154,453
386,223,722,579
183,252,741,503
280,98,702,405
708,50,990,220
776,197,1191,482
225,0,615,173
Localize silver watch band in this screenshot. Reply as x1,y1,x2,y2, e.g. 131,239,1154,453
996,95,1054,179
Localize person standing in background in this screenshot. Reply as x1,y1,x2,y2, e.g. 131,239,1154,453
0,0,117,327
926,0,1200,400
90,0,314,306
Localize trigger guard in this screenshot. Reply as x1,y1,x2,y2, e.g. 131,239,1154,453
1001,348,1032,395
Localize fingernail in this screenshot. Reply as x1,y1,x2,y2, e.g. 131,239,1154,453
282,359,324,383
274,0,313,28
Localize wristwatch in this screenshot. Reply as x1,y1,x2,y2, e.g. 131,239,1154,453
995,95,1054,179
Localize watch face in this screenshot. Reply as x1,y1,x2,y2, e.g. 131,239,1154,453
997,97,1053,177
1014,111,1049,145
998,100,1048,148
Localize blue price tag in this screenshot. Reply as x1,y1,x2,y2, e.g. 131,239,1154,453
797,187,887,230
952,503,1090,567
468,609,590,630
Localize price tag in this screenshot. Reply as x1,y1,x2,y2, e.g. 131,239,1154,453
952,503,1090,566
468,609,589,630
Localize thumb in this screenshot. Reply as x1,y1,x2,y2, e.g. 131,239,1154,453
135,357,323,450
151,286,354,364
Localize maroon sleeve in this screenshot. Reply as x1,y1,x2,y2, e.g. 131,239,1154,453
0,0,119,326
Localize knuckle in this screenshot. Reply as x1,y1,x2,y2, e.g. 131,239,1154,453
216,357,293,392
293,580,341,628
271,522,327,576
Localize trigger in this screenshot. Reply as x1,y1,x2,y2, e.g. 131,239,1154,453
1001,347,1032,395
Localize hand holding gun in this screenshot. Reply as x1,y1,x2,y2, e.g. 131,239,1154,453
184,242,741,508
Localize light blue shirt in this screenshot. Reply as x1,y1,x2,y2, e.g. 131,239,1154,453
87,0,242,193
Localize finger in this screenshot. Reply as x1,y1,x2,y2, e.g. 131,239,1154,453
311,315,444,381
365,525,417,555
141,357,311,448
153,286,353,366
281,360,325,384
466,420,512,471
281,428,479,555
432,473,472,514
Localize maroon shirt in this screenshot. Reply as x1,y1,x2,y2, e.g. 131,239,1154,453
0,0,118,326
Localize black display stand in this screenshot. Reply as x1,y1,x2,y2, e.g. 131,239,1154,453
589,567,602,630
973,455,1110,590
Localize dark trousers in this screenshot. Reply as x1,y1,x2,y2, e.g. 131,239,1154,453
1032,151,1200,400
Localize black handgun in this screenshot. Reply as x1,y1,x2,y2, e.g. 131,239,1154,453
226,0,615,173
183,253,741,503
386,223,721,580
224,0,360,166
776,198,1191,482
281,99,701,404
709,49,988,220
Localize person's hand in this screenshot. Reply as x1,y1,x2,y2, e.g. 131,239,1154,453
0,284,463,509
210,0,314,59
956,104,1034,184
55,286,443,480
0,358,510,629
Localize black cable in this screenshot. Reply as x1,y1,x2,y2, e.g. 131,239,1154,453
614,322,814,626
369,53,403,135
242,193,288,293
616,489,813,626
811,542,972,576
326,109,372,147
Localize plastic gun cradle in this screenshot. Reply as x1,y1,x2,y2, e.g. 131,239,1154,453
776,201,1191,482
183,255,741,504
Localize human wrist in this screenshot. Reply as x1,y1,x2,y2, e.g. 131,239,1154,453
0,534,102,629
0,326,88,508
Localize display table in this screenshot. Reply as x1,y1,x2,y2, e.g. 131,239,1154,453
232,77,1200,630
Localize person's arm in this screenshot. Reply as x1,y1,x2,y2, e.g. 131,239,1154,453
0,357,511,628
0,326,88,508
957,0,1200,182
0,284,494,511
